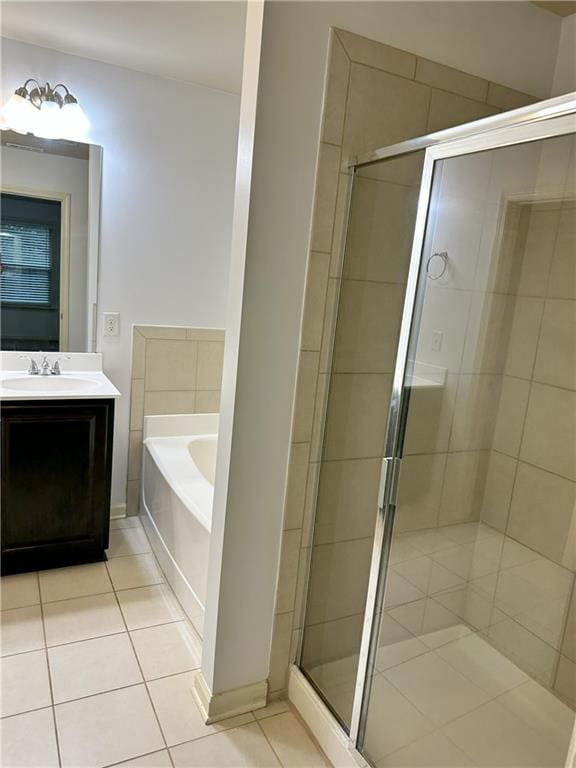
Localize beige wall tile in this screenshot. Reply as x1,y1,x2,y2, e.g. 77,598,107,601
561,588,576,663
196,341,224,390
284,443,311,531
415,58,487,102
310,373,329,462
343,64,429,158
130,379,145,431
461,293,514,374
276,530,302,615
486,83,535,110
126,479,140,516
128,430,143,482
185,328,225,341
547,205,576,300
492,376,530,457
396,453,447,533
311,143,341,253
323,373,391,460
343,177,418,284
554,655,576,708
319,279,340,374
145,340,197,391
449,374,501,452
138,326,187,340
508,462,576,565
516,207,560,298
439,451,488,525
330,174,353,278
426,90,499,134
195,391,220,413
132,330,146,380
292,352,320,443
322,33,350,146
533,299,576,391
520,383,576,481
403,374,457,455
480,451,517,532
335,28,416,79
293,548,311,631
301,253,330,351
504,297,544,379
314,458,380,545
416,287,473,373
332,280,404,374
302,462,320,548
144,390,196,416
269,612,293,693
301,612,364,672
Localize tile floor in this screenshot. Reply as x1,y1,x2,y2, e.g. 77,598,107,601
1,517,330,768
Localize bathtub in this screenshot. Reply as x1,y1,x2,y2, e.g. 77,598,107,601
141,413,218,637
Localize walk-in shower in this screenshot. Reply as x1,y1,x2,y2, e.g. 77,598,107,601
298,93,576,767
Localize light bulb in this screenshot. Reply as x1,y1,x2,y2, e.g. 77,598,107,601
60,100,89,140
34,100,62,139
0,92,38,134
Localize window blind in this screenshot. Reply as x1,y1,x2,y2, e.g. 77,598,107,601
0,221,52,305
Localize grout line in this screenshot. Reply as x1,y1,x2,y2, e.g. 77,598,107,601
37,571,63,768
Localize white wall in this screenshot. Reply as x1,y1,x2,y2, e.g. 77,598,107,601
1,38,240,507
206,0,565,696
1,146,89,352
552,14,576,96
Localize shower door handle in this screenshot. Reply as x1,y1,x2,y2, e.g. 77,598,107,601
377,456,402,511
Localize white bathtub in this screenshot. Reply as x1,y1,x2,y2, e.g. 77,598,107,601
141,413,218,637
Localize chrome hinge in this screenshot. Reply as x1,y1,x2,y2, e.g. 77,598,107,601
377,456,402,510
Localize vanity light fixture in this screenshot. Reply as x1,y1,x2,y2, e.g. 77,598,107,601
1,79,89,141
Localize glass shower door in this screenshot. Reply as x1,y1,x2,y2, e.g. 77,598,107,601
358,126,576,767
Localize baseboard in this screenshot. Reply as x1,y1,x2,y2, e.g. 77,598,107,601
288,665,367,768
110,503,127,520
193,671,268,724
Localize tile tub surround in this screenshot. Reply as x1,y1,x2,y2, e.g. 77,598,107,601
0,517,331,768
270,26,538,696
127,325,225,514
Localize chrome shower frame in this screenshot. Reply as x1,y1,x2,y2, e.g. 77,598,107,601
296,90,576,766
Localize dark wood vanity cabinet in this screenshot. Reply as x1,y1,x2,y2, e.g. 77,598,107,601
1,398,114,574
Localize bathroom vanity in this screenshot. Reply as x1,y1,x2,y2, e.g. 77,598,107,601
0,353,120,574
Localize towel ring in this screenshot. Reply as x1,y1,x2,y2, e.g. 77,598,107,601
426,251,448,280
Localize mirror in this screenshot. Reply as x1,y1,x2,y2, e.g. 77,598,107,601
0,130,102,352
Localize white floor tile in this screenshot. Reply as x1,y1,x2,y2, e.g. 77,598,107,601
259,711,330,766
39,562,113,603
498,680,575,755
0,649,51,717
49,632,142,703
253,700,290,720
389,597,461,638
419,624,472,649
362,675,435,760
393,556,464,596
112,751,172,767
0,604,44,656
107,553,164,591
0,572,39,610
436,632,528,696
43,592,125,647
117,584,185,630
170,721,281,767
1,707,59,768
375,636,428,671
384,651,491,726
55,684,164,768
130,621,201,680
443,698,569,767
435,586,506,630
377,730,475,767
108,527,151,558
112,750,173,767
111,516,143,530
147,671,254,747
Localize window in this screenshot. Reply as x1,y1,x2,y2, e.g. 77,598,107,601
1,220,53,305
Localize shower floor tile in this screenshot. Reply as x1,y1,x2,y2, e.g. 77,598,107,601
0,516,330,768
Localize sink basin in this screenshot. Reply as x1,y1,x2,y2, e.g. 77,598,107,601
2,376,98,392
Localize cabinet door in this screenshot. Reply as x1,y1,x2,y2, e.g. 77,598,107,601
1,399,113,571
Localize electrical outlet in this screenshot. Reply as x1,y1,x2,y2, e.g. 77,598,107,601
103,312,120,337
432,330,443,352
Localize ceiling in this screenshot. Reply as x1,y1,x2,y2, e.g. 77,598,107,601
0,1,246,94
532,1,576,16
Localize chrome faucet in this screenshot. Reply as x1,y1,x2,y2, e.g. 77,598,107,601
51,356,70,376
19,355,39,375
20,354,70,376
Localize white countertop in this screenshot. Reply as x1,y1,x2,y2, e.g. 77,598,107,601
0,352,121,401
